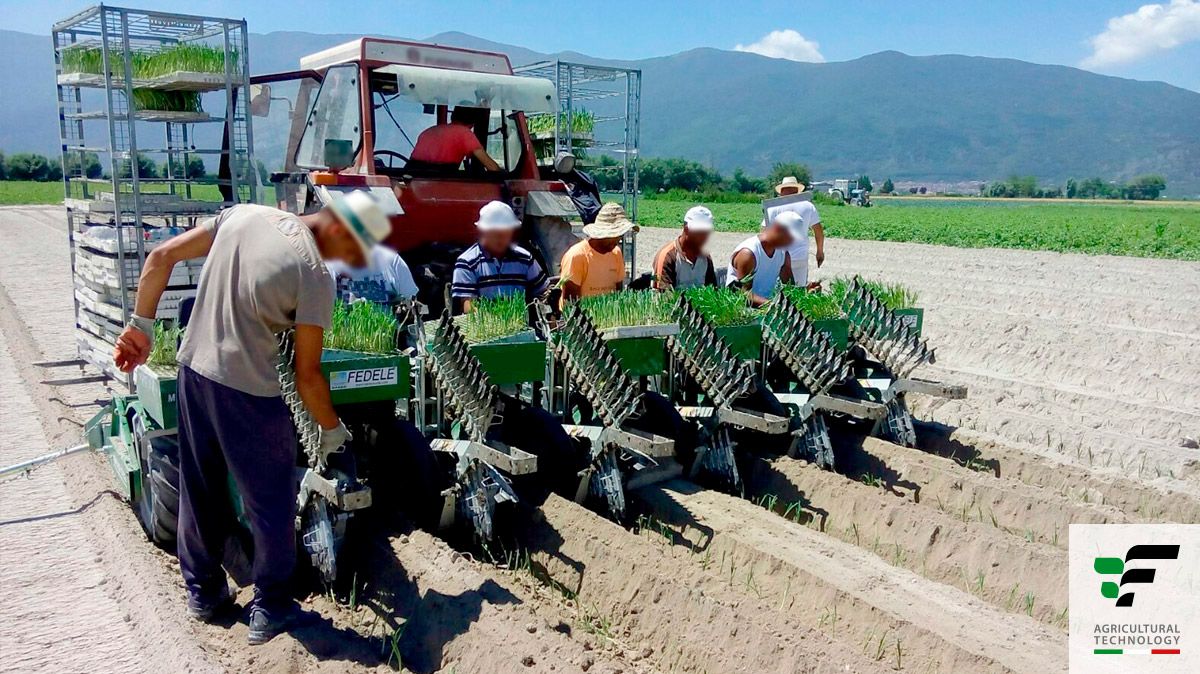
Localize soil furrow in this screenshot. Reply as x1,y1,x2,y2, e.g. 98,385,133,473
740,455,1069,627
629,481,1065,673
516,495,895,674
844,437,1130,549
911,390,1199,483
916,424,1200,523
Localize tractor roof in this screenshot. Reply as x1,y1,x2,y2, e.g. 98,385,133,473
300,37,514,75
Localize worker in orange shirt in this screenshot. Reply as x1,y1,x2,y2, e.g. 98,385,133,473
559,202,636,306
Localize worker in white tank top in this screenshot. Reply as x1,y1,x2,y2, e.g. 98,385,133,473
726,210,803,306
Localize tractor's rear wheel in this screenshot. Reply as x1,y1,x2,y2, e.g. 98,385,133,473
130,412,180,548
830,189,845,203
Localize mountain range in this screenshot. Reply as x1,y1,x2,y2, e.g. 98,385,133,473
3,28,1198,195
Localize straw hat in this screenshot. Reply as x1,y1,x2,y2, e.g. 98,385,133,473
475,200,522,231
583,202,637,239
330,190,392,255
774,176,806,195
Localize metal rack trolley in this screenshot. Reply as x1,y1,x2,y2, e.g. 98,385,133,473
514,60,641,276
51,5,255,388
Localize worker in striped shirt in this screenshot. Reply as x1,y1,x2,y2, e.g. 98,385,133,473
451,200,549,312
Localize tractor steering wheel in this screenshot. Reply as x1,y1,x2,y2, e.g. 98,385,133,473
373,149,410,170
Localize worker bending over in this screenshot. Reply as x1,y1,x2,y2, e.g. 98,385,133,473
727,210,802,306
409,106,501,171
559,202,636,305
452,200,549,311
327,242,417,304
113,192,391,645
652,205,718,291
762,176,825,286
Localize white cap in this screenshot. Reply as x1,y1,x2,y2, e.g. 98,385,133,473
475,200,522,231
330,190,392,255
683,205,715,232
773,210,806,241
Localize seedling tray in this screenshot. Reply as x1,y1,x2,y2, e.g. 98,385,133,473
321,349,410,405
135,364,179,430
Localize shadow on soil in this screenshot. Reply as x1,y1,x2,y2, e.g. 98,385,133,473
277,511,522,673
0,489,121,527
915,420,1001,477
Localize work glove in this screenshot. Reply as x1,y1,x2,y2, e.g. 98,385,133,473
318,421,352,459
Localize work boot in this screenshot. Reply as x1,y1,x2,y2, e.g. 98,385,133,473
247,602,297,645
186,584,233,623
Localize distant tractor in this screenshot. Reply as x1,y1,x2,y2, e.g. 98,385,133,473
829,178,872,207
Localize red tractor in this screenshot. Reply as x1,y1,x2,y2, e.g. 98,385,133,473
247,37,594,304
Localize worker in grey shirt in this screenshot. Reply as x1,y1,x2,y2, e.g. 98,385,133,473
113,192,391,645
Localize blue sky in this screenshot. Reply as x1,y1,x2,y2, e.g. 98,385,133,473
8,0,1199,90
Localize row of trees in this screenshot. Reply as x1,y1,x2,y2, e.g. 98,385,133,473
1065,175,1166,200
589,155,814,197
0,151,206,182
980,175,1167,200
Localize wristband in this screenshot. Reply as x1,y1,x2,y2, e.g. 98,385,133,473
129,315,156,339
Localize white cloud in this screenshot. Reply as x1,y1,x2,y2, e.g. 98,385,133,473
735,29,825,63
1082,0,1200,68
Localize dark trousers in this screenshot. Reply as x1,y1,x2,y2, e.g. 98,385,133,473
176,366,298,610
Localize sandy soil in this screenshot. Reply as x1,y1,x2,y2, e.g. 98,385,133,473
0,207,1196,673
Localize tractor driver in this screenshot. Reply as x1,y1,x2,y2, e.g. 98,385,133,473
112,192,392,646
452,201,549,312
727,210,802,306
409,106,502,172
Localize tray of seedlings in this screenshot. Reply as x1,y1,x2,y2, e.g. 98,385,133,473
578,289,679,376
454,294,546,386
58,43,240,91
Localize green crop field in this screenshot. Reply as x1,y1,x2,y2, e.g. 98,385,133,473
0,181,224,206
0,181,65,205
637,197,1200,261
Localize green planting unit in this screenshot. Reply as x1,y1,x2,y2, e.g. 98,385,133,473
85,395,142,502
845,307,924,338
892,308,924,337
714,323,763,361
812,318,851,350
321,349,410,406
469,332,547,386
607,337,668,376
135,365,178,430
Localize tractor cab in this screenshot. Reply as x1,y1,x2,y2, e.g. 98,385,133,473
246,38,585,297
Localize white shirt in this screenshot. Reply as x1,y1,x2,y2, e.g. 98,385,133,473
761,200,821,285
727,235,787,299
326,245,418,303
762,200,820,257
